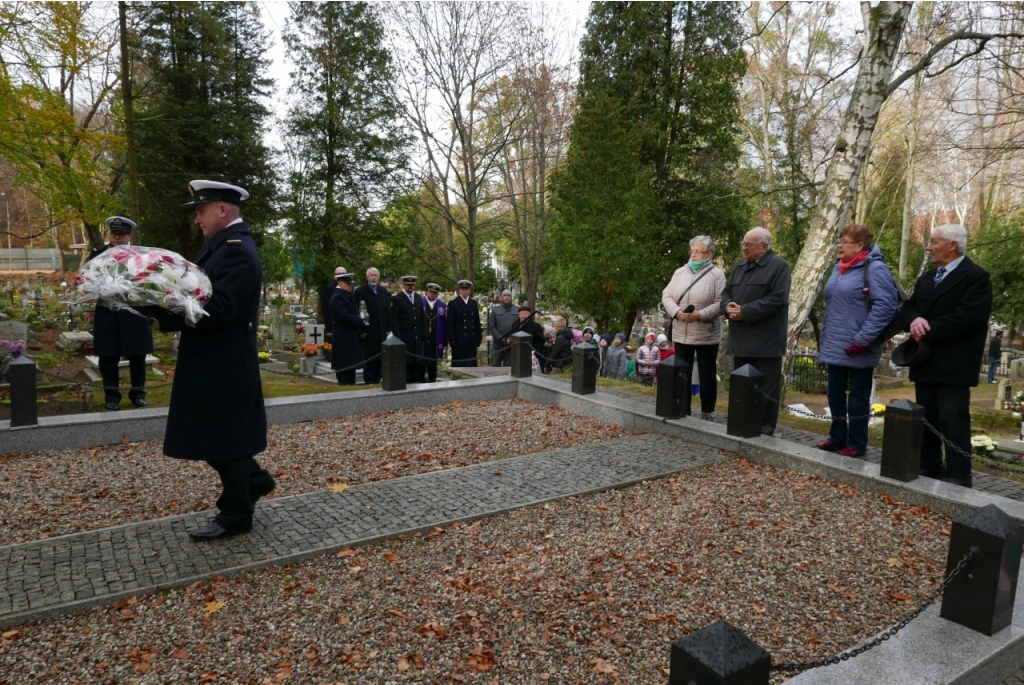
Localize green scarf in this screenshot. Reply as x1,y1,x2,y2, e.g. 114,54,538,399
688,258,710,272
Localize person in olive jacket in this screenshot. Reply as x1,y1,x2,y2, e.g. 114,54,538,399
150,180,274,541
898,223,992,488
86,216,154,410
721,227,791,436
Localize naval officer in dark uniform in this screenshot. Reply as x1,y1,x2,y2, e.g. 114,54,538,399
85,216,154,410
389,275,427,382
149,180,274,541
329,272,365,385
446,279,481,367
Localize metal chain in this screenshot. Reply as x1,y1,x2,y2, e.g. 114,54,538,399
771,547,977,673
258,351,384,378
756,387,876,422
35,367,175,391
921,419,1024,476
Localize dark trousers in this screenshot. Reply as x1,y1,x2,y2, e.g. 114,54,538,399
491,343,511,367
421,360,438,383
406,361,422,383
362,353,382,384
336,370,356,385
98,355,146,403
826,365,873,451
733,356,782,434
915,382,972,478
206,456,275,531
674,343,719,415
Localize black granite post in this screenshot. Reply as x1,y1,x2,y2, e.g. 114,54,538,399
941,504,1024,636
669,620,770,685
9,354,37,427
571,341,598,395
380,337,407,392
656,353,689,419
510,331,533,379
880,399,924,482
727,364,763,438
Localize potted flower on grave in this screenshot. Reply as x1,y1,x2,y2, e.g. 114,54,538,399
320,342,332,362
299,342,318,375
258,351,272,364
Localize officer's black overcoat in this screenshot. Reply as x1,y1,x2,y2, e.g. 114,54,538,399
329,288,365,372
156,222,267,462
354,283,390,358
445,296,481,366
389,291,427,357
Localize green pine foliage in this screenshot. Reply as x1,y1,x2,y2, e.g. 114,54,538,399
280,1,410,295
545,1,747,332
974,217,1024,334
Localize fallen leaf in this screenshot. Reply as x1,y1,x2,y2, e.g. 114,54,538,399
397,658,411,672
329,483,350,493
203,601,225,613
590,657,619,676
173,650,189,659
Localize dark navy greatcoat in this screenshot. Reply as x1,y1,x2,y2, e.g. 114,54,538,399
354,282,390,357
154,221,267,462
446,296,481,366
390,291,427,356
86,245,154,357
329,287,365,372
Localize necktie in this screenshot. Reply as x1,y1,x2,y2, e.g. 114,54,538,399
934,266,946,284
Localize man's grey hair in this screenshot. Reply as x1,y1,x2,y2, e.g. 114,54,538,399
366,267,379,277
690,235,715,255
553,316,566,329
749,226,772,249
932,224,967,256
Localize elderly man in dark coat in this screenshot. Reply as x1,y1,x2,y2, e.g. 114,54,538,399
390,275,428,382
354,266,389,384
721,227,791,436
150,180,274,541
86,216,154,410
898,223,992,488
330,272,365,385
446,279,481,367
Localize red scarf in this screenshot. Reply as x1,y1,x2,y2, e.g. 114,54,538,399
838,250,870,275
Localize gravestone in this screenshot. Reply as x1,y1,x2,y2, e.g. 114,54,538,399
997,379,1012,410
57,331,93,351
0,320,29,343
304,324,326,346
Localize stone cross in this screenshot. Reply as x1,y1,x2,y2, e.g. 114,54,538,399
305,324,325,346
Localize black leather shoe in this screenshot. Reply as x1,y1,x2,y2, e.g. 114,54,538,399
188,522,250,541
942,475,973,488
105,401,119,411
131,397,148,407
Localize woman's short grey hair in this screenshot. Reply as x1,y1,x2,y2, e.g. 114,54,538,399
553,316,566,328
931,224,967,255
689,235,715,255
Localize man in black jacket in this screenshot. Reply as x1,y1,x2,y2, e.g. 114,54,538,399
321,266,346,342
721,227,791,435
354,267,389,383
899,224,992,488
86,216,154,410
446,279,481,367
152,180,274,541
390,275,427,382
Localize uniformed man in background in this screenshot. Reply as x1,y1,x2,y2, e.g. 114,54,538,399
446,279,481,367
421,282,446,382
390,275,427,382
85,216,154,410
149,180,274,541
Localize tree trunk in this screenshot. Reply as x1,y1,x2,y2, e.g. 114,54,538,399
784,2,912,368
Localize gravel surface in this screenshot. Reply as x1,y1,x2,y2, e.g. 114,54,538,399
0,399,630,544
1,455,951,684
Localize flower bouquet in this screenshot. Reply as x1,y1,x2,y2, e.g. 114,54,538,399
70,246,212,325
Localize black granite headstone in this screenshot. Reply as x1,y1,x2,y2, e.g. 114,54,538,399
940,504,1024,636
510,331,533,379
571,341,598,395
380,336,407,392
656,353,690,419
879,399,924,482
669,620,770,685
9,354,37,427
726,365,763,439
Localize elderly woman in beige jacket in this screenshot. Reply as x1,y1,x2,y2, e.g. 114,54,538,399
661,235,726,420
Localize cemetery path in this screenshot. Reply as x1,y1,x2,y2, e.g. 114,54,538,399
0,432,727,629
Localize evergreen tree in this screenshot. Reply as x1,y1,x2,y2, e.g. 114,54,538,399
545,2,746,333
131,1,277,259
281,1,409,294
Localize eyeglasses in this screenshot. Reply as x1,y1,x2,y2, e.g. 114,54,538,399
690,249,708,254
741,242,766,249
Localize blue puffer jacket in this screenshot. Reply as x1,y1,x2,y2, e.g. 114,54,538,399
819,244,900,368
